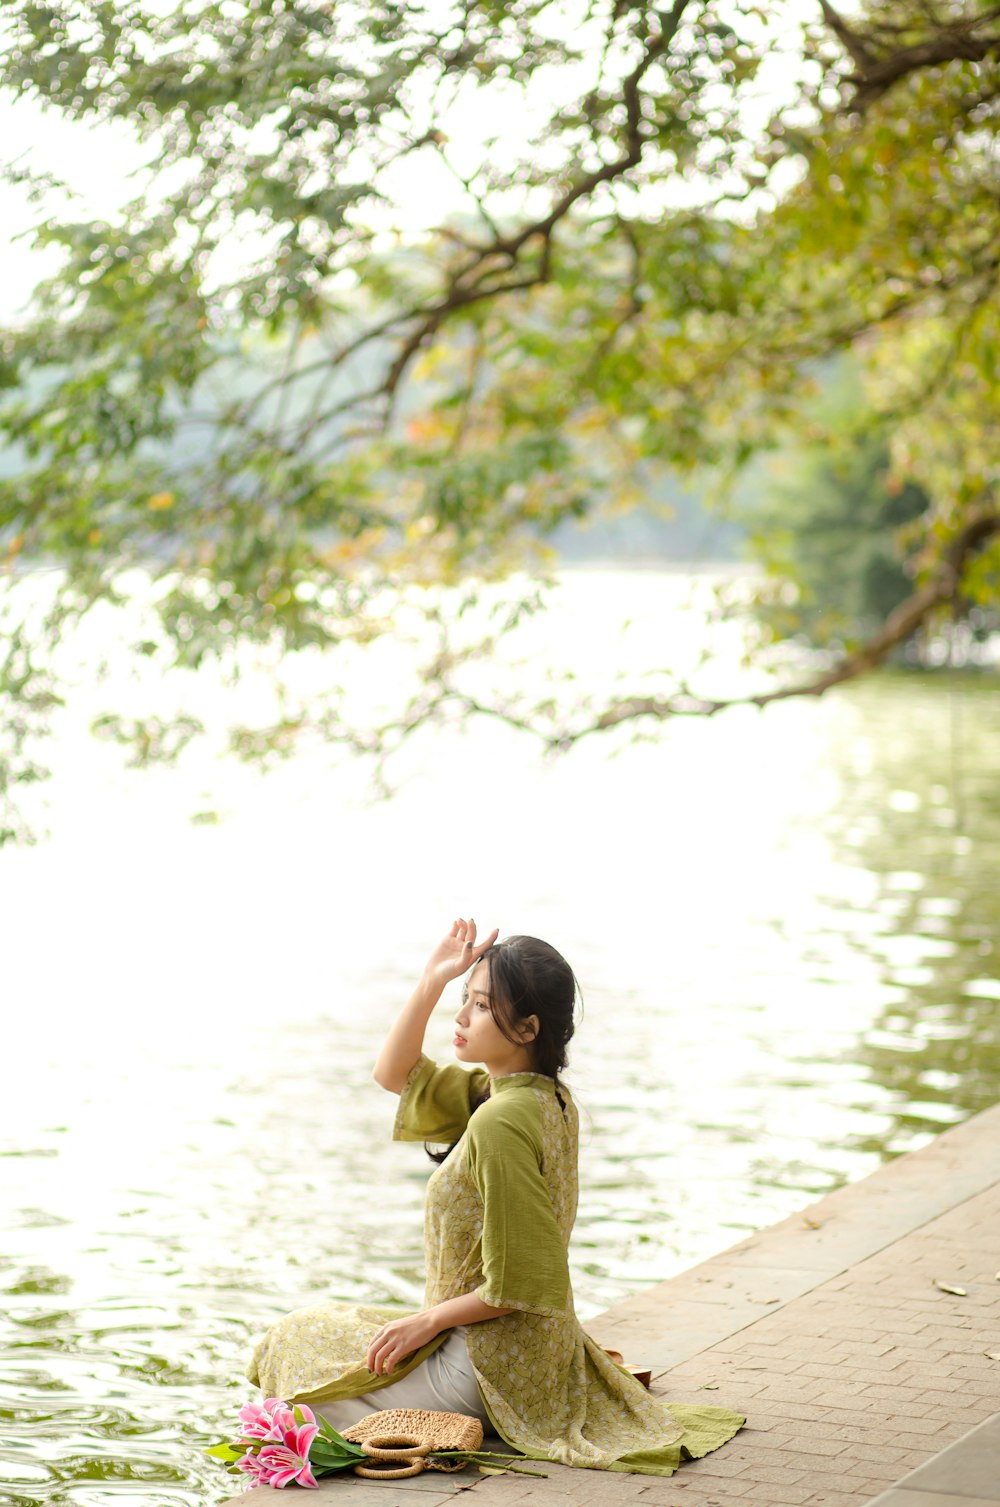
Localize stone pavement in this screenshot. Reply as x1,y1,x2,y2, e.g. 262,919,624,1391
220,1102,1000,1507
867,1411,1000,1507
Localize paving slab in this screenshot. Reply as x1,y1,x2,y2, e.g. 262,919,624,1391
222,1471,476,1503
587,1101,1000,1374
865,1412,1000,1505
218,1101,1000,1507
867,1495,1000,1507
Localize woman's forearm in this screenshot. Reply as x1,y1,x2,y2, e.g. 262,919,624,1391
366,1291,513,1374
372,919,498,1094
428,1293,514,1329
372,973,444,1093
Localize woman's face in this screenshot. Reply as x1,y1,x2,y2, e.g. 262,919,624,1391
453,960,537,1075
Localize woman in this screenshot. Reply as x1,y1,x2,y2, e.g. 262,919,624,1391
247,919,744,1475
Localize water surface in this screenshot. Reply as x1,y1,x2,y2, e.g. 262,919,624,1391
1,570,997,1505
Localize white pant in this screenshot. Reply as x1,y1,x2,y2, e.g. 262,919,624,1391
315,1327,492,1433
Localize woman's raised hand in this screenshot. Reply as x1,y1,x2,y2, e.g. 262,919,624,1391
373,918,499,1094
423,917,499,988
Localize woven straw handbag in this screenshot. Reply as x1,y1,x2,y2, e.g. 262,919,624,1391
343,1408,484,1478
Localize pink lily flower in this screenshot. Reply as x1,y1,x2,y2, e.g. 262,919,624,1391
235,1450,268,1483
238,1396,315,1443
239,1396,290,1440
255,1420,320,1489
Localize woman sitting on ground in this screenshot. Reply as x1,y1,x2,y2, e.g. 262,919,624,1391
247,918,744,1475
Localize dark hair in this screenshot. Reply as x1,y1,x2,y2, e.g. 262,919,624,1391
481,934,578,1088
427,934,580,1163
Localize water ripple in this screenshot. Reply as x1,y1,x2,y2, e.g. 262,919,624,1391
0,630,998,1504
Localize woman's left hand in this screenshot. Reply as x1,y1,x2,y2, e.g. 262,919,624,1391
366,1311,441,1376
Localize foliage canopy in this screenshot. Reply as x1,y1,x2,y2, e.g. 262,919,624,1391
1,0,999,839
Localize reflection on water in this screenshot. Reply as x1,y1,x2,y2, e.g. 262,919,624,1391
825,672,1000,1145
0,574,997,1505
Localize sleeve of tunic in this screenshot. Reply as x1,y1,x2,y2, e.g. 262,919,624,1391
392,1053,490,1144
466,1096,571,1317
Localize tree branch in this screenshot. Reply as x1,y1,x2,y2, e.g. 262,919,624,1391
817,0,880,75
548,504,1000,744
238,3,692,439
820,2,1000,107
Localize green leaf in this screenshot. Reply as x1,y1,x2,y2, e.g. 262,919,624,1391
204,1442,246,1461
311,1444,365,1461
317,1417,365,1451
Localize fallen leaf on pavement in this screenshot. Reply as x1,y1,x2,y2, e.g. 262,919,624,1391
934,1279,967,1296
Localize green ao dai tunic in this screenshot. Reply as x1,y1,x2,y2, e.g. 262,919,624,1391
247,1056,745,1476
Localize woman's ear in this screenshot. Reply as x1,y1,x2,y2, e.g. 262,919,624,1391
518,1014,540,1044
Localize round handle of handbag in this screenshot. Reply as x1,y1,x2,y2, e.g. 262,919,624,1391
353,1434,432,1478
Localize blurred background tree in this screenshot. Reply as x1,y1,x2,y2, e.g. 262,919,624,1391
739,363,933,654
1,0,999,839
